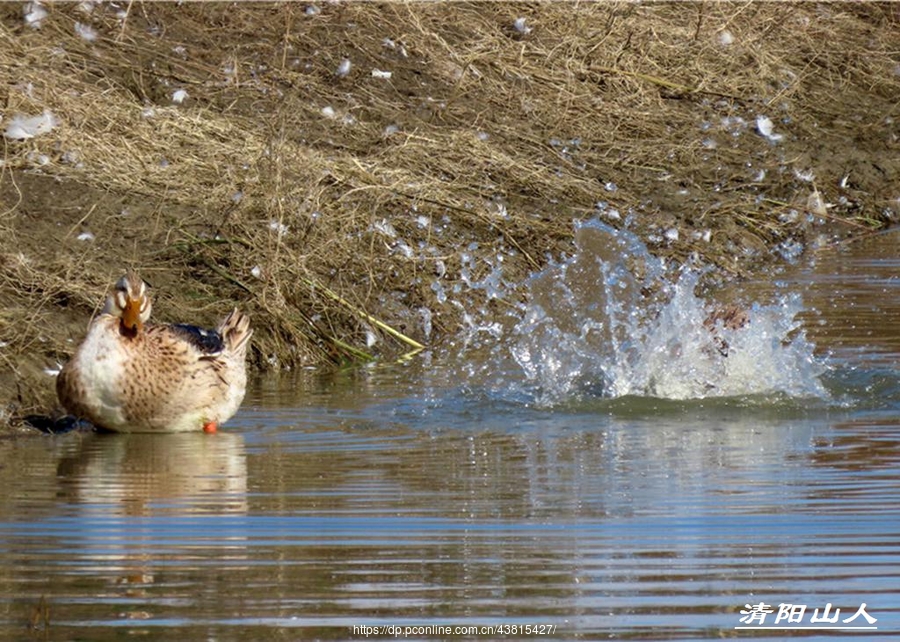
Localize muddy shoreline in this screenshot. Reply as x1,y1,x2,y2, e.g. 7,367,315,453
1,3,897,427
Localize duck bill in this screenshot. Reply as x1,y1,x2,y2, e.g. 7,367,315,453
121,298,144,334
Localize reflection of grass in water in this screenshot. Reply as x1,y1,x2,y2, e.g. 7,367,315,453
574,393,835,419
28,595,50,633
820,365,900,411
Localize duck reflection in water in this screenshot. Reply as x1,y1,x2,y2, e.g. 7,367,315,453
54,432,248,601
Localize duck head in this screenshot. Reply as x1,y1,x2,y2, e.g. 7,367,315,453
104,271,152,336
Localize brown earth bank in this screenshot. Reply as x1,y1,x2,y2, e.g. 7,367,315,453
1,2,898,429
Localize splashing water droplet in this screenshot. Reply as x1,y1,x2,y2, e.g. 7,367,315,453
503,220,826,405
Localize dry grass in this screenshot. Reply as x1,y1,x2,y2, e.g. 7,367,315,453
0,2,898,419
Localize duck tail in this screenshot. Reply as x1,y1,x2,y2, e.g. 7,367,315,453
218,308,253,356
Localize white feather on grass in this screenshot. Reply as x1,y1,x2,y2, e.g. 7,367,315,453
336,58,352,77
24,2,47,29
513,17,532,35
74,21,97,41
756,115,783,143
4,110,58,140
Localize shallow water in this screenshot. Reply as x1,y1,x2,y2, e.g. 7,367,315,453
2,230,900,640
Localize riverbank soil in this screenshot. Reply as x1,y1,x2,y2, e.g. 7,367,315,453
1,3,898,426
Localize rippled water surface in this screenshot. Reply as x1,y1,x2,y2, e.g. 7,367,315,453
2,231,899,640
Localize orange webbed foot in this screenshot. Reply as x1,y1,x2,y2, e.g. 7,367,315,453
202,421,218,434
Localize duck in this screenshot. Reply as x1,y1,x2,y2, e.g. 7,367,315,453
703,304,750,357
57,271,253,433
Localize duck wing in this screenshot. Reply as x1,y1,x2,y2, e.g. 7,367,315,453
167,323,226,356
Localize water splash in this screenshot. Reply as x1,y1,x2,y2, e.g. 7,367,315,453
506,220,827,405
